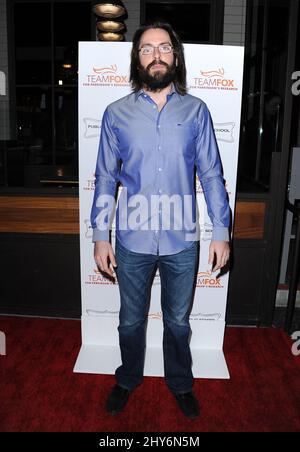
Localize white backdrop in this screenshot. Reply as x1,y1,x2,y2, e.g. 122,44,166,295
74,42,244,379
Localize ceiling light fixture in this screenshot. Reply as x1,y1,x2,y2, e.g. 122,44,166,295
96,20,125,32
92,1,126,19
97,32,124,41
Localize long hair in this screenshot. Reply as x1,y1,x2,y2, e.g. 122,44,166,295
130,21,187,95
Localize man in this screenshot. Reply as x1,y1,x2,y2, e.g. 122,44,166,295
91,22,230,419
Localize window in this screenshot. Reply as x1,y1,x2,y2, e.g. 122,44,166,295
141,0,224,44
1,0,93,189
237,0,290,193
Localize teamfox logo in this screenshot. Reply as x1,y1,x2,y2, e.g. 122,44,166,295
200,68,225,78
93,64,117,74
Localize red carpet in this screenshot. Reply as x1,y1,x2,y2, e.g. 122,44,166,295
0,316,299,432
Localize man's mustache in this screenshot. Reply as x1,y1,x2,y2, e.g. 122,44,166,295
147,60,169,70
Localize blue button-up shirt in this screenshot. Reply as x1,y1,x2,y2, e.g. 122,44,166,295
91,86,230,255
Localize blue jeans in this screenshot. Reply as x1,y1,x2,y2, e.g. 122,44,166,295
115,239,199,393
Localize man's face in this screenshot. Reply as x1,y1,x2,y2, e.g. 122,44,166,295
138,28,177,91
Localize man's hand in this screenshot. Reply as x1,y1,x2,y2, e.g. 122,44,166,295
208,241,230,273
94,241,117,278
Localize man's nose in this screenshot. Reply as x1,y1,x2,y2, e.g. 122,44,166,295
153,47,161,57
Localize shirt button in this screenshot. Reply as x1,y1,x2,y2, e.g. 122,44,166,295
158,124,161,128
153,105,156,109
158,146,162,150
155,231,159,234
158,168,162,172
158,189,162,194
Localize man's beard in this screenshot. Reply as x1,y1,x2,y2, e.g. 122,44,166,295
138,60,176,91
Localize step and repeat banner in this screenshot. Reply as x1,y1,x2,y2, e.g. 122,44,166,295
75,42,244,378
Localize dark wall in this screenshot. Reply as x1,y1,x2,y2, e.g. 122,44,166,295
0,233,81,318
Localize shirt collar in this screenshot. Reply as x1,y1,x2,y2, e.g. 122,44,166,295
134,82,178,102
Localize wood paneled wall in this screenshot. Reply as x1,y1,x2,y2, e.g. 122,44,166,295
233,201,266,239
0,197,79,234
0,196,265,239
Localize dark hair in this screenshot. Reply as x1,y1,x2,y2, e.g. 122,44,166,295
130,21,187,95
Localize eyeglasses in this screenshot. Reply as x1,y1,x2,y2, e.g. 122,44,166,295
139,45,174,56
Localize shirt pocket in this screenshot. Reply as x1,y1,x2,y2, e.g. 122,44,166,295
164,122,196,159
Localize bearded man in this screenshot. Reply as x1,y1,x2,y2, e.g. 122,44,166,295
91,21,230,419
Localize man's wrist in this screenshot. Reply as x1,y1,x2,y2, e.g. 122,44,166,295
211,227,229,242
92,229,110,243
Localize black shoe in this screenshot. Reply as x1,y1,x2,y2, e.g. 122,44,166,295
173,391,200,419
106,385,130,415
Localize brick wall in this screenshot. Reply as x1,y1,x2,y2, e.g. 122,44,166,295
124,0,140,42
0,0,247,140
0,0,10,140
223,0,247,46
124,0,247,46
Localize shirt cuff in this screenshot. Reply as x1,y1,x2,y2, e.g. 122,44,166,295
92,229,109,243
211,227,229,242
